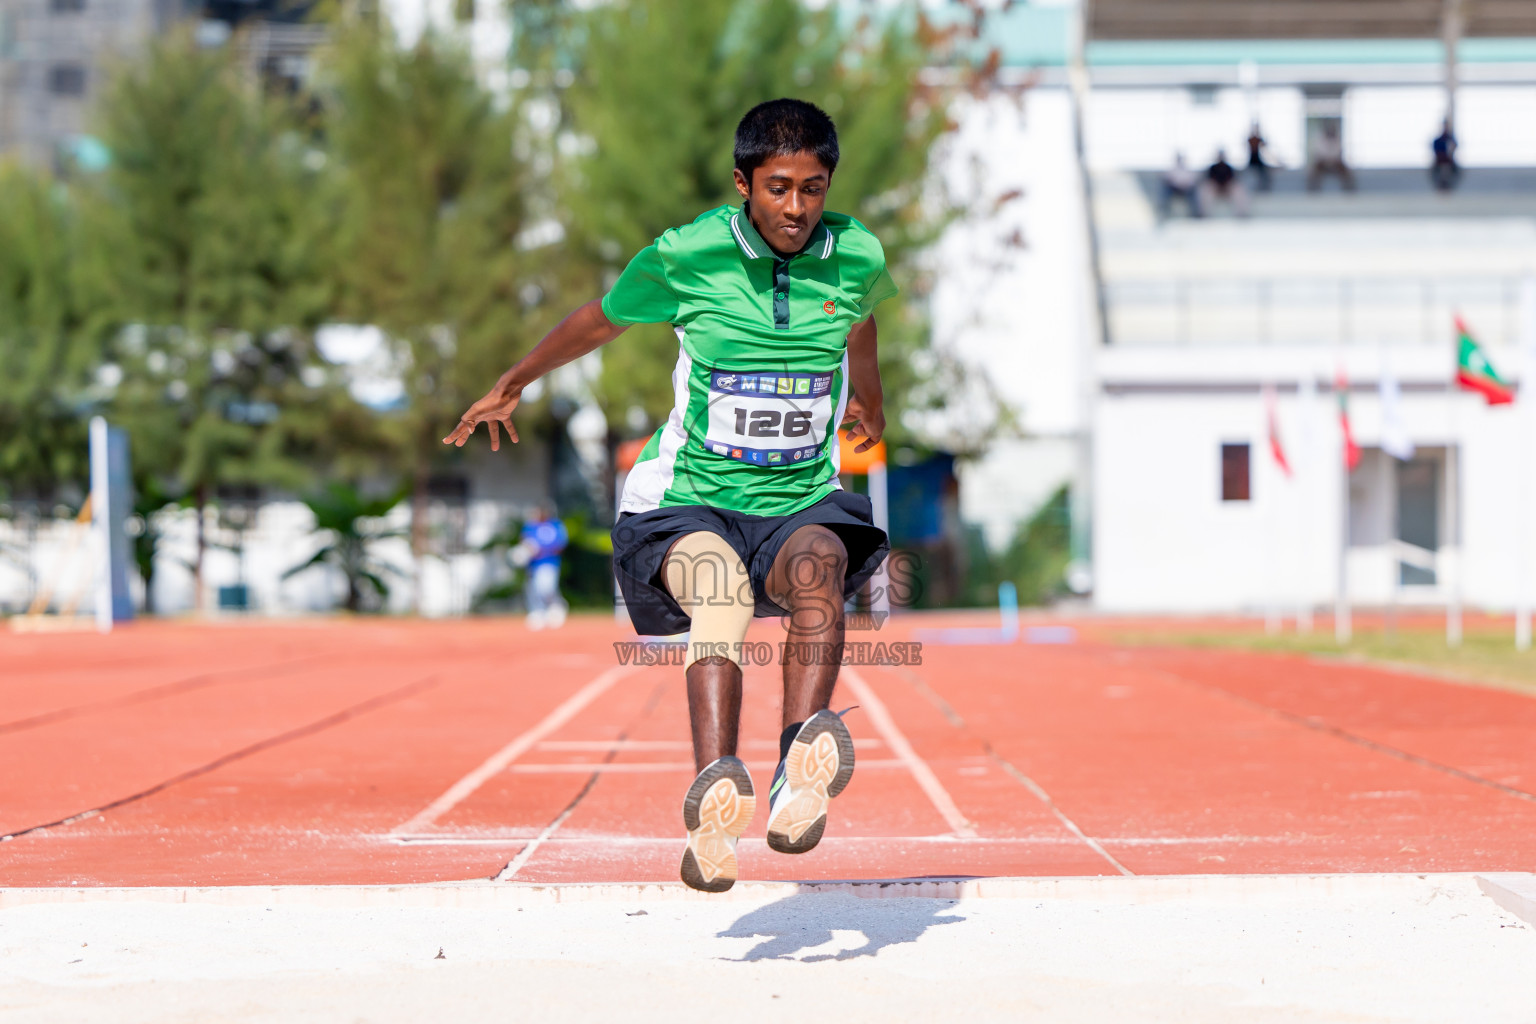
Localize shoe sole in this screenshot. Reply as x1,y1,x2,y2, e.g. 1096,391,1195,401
766,710,855,855
680,758,756,893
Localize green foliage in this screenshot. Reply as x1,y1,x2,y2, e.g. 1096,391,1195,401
283,481,407,612
964,485,1072,607
318,20,545,540
0,164,91,498
548,0,952,434
77,29,351,502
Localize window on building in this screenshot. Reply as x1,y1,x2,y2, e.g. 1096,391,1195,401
48,64,86,97
1221,443,1251,502
50,0,86,12
1189,84,1218,107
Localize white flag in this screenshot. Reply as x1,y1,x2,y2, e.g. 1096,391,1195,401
1380,355,1415,461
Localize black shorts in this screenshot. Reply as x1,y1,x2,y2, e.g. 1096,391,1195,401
611,490,890,637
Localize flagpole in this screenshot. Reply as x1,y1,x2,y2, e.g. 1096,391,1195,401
1263,382,1282,635
1298,373,1316,634
1447,371,1463,649
1517,275,1536,651
1335,369,1354,645
1338,451,1351,645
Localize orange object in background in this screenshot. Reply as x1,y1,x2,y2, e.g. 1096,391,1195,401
615,436,650,472
837,431,886,474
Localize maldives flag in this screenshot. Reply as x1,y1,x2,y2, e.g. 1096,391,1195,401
1336,369,1361,471
1263,384,1291,477
1456,317,1515,405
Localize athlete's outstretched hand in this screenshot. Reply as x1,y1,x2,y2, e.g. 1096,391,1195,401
841,393,885,454
444,385,520,452
444,300,630,453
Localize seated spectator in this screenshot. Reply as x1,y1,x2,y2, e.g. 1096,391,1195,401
1431,119,1460,192
1246,122,1275,191
1202,149,1250,217
1159,153,1203,219
1307,123,1355,191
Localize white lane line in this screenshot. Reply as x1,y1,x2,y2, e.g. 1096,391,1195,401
495,798,583,881
392,665,639,835
507,758,908,774
841,666,979,839
536,738,886,751
989,755,1133,876
388,833,1294,847
537,740,692,751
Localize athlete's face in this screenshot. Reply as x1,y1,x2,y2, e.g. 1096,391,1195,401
733,151,831,257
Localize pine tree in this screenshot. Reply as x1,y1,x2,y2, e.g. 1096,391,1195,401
316,17,543,602
75,29,344,611
0,164,92,502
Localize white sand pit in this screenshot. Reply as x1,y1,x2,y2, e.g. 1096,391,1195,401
1,873,1533,1023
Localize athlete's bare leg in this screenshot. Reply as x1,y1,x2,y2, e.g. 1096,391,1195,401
685,657,741,774
766,525,848,728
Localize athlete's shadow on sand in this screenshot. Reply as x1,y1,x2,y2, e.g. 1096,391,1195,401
717,891,966,962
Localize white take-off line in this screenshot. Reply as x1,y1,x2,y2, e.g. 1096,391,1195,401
392,664,640,836
841,666,978,839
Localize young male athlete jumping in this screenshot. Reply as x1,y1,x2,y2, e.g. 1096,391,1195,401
445,99,895,892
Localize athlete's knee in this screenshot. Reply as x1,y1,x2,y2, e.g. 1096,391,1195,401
663,532,754,668
778,525,847,593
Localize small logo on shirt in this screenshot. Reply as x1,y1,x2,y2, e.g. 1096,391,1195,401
794,378,810,395
812,377,830,394
710,443,729,456
740,378,757,392
731,448,742,458
717,374,737,388
823,300,836,316
768,452,782,463
776,378,794,395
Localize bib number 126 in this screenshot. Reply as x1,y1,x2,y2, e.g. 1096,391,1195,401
734,408,813,437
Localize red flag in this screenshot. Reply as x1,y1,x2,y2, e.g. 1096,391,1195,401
1336,368,1361,471
1264,384,1291,477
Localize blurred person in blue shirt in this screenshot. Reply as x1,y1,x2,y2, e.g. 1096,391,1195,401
513,504,568,629
1431,119,1460,192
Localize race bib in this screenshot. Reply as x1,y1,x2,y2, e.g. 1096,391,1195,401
701,369,835,468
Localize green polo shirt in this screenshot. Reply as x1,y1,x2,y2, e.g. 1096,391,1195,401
603,203,897,517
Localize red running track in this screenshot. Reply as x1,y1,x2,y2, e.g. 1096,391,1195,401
2,615,1535,886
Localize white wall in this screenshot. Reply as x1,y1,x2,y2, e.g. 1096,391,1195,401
1093,344,1536,614
1085,87,1306,171
928,88,1094,548
1086,83,1536,171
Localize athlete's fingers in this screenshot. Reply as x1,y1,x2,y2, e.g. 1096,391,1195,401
443,420,470,446
488,419,501,451
504,417,519,444
854,436,880,453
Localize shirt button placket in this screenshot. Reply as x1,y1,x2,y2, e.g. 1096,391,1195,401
773,258,791,330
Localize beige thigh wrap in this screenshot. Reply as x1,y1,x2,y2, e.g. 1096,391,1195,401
663,532,754,668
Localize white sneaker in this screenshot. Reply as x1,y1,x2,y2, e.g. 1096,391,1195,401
546,602,567,629
680,757,755,893
766,709,856,855
526,610,546,630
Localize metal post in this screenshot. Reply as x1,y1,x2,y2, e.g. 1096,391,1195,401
1517,276,1536,649
1337,453,1351,645
1385,452,1399,641
1447,438,1462,647
1442,0,1464,127
868,458,891,617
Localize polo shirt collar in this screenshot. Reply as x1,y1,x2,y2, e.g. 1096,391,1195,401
730,204,834,261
